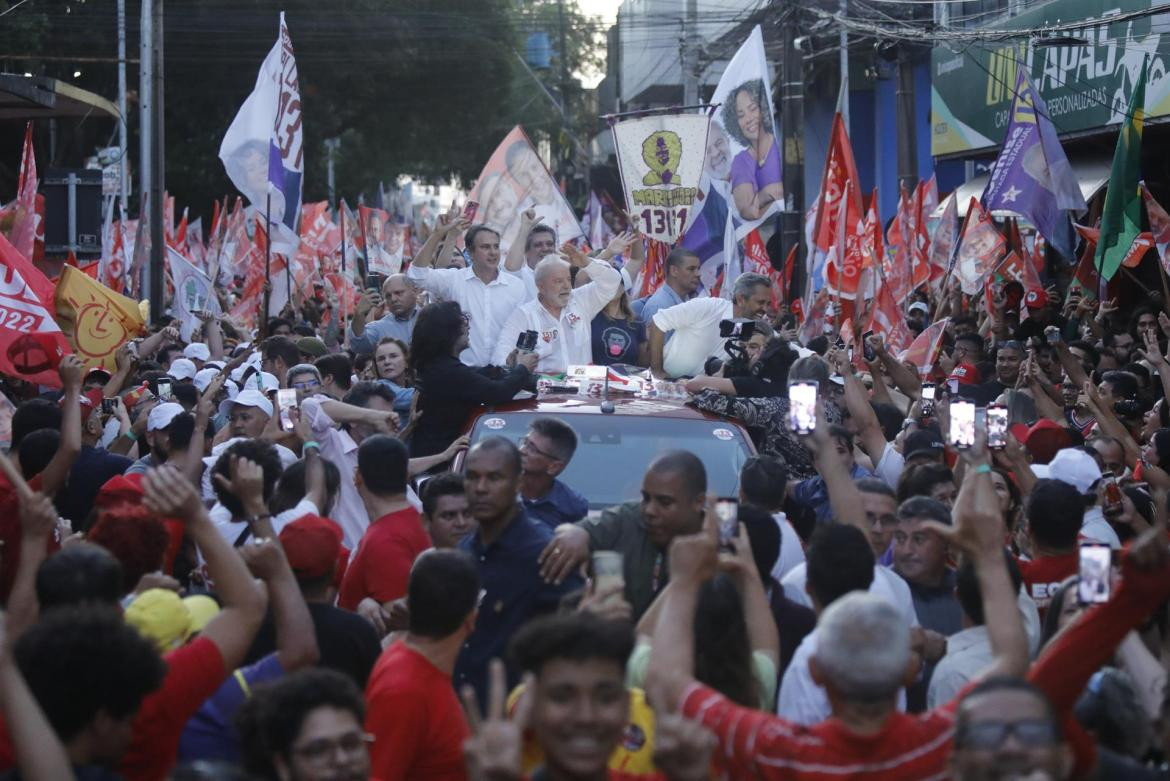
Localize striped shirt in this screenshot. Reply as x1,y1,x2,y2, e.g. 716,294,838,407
681,683,959,780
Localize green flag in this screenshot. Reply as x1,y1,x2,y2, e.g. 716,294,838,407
1095,58,1147,281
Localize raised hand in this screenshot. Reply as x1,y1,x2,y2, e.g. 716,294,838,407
211,455,267,517
461,659,528,781
58,355,83,391
652,712,718,781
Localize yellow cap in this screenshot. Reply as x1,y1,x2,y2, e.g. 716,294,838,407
124,589,191,653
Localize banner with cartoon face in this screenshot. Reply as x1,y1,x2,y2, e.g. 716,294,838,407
611,114,710,244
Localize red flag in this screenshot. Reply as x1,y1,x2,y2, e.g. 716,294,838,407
812,113,861,254
825,181,864,308
929,195,958,292
0,232,70,385
101,220,127,293
9,123,37,261
799,288,831,344
743,229,785,310
921,174,939,219
909,182,932,291
1074,223,1100,245
899,317,950,377
1072,233,1102,296
1141,182,1170,275
1121,232,1155,268
954,198,1005,294
867,280,913,355
638,239,670,298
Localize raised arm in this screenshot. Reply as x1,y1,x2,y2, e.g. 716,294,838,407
202,310,226,360
504,209,538,272
721,521,779,667
648,321,667,379
802,399,867,532
239,539,319,671
36,356,83,497
144,465,267,671
867,333,922,400
0,613,75,781
829,347,888,467
5,488,57,639
103,343,138,397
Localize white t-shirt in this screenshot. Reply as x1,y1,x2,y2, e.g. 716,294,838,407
771,512,806,583
777,631,908,723
780,562,920,630
406,264,529,366
493,259,620,372
209,497,319,548
873,441,905,490
652,297,733,378
1080,506,1122,549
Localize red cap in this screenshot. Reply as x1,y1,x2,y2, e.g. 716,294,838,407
950,363,980,385
66,388,105,424
279,514,344,580
95,473,146,508
1025,288,1048,310
1010,418,1074,465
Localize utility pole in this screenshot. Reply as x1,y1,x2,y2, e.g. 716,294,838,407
681,0,699,105
149,0,165,321
895,46,917,189
779,12,805,299
139,0,152,307
325,137,340,209
839,0,849,132
117,0,128,217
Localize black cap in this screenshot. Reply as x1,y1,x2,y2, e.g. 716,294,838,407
904,429,946,461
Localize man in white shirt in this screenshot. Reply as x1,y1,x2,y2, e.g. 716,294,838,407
492,251,620,373
407,224,527,366
503,213,558,299
648,271,772,378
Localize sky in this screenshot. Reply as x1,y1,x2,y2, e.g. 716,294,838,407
577,0,623,87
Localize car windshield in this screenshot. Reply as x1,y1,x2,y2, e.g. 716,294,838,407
466,411,754,510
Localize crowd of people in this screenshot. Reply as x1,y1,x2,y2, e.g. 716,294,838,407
2,201,1170,781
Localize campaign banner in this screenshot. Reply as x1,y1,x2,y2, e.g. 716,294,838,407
54,265,141,375
466,126,583,253
357,205,405,276
219,12,303,254
612,113,710,244
167,247,221,342
706,25,783,237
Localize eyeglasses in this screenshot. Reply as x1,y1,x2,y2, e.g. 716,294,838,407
292,379,321,391
518,435,560,462
955,719,1058,750
292,731,374,765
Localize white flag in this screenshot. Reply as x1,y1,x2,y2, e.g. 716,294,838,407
218,12,303,255
168,247,221,342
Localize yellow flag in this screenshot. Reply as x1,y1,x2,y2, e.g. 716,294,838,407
54,266,146,371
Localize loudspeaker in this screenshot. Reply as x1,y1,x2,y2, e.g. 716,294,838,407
42,168,103,256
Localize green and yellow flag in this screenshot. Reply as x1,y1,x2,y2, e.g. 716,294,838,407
1095,58,1147,280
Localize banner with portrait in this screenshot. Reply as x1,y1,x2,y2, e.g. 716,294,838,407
612,113,709,245
466,126,583,254
356,205,405,276
705,25,782,238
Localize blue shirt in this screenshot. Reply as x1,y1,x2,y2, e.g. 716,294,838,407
178,653,285,763
794,463,872,523
347,308,419,354
632,283,686,330
455,508,583,705
522,479,589,528
375,379,415,428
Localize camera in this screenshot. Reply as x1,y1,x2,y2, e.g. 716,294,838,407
719,319,756,341
516,330,538,352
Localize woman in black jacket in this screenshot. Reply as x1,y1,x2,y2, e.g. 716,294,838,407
409,301,536,457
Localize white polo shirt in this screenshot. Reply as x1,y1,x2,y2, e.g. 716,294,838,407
652,297,733,378
492,259,621,373
406,264,528,366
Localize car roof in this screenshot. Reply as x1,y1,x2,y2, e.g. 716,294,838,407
465,392,735,421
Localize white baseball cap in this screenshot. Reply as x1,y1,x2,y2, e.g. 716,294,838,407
219,388,273,419
147,402,186,432
192,368,221,393
1046,448,1102,495
908,302,929,314
168,358,197,381
183,343,211,362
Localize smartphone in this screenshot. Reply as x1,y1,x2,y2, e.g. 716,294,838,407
1077,543,1112,604
276,388,298,432
1102,475,1123,514
463,199,479,223
920,383,936,418
156,379,173,401
516,330,538,353
101,398,116,414
364,274,384,292
862,330,876,361
714,498,739,550
1045,326,1062,345
947,378,959,396
987,403,1008,450
787,381,818,435
950,400,975,449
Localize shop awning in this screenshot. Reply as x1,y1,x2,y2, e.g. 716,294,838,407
0,74,120,121
934,155,1112,220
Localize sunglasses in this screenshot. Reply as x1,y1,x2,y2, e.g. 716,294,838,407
955,719,1057,750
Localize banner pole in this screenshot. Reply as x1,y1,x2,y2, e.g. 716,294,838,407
340,204,349,350
263,192,272,338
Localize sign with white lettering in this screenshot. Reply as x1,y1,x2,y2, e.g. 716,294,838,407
931,0,1170,156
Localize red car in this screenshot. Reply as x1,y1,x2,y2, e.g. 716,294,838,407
457,392,757,514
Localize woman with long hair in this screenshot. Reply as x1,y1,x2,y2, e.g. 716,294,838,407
371,337,414,428
409,301,536,457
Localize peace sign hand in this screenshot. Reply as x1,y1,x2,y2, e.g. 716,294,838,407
461,659,530,781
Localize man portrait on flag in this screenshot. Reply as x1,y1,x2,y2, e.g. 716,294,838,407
682,122,733,292
721,78,783,221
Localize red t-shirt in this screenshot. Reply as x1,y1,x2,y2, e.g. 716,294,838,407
365,640,469,781
0,472,49,603
1016,553,1078,617
338,507,431,611
681,682,960,780
0,636,225,780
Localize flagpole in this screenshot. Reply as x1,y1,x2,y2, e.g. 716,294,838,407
263,192,272,338
340,203,349,350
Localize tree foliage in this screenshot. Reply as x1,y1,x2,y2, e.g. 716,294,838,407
0,0,603,220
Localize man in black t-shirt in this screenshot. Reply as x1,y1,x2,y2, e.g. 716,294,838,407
243,514,381,687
